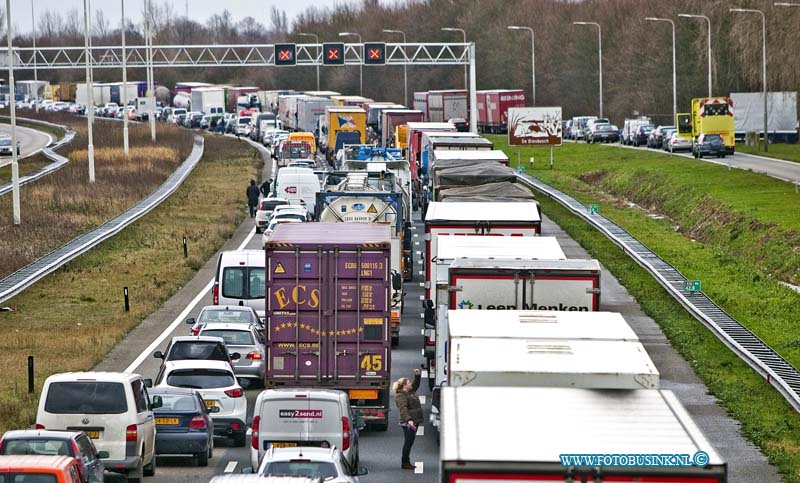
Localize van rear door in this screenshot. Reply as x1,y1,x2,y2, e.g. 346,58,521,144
257,395,342,452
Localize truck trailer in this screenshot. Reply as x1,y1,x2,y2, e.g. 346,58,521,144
427,90,468,123
476,89,526,133
380,109,424,148
264,223,393,431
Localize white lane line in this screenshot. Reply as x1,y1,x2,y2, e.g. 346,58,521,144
224,461,238,473
124,228,257,373
414,462,423,474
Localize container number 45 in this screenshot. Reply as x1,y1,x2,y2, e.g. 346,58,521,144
360,354,383,372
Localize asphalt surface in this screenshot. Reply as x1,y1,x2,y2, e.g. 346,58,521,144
587,137,800,184
92,136,780,483
0,123,53,167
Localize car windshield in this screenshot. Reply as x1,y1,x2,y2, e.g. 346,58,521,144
263,461,338,480
44,382,127,414
0,139,11,146
239,118,251,124
198,309,255,324
166,369,235,389
598,125,615,132
221,267,265,299
0,439,71,456
260,200,288,211
275,214,306,222
199,329,255,346
152,394,198,412
169,341,229,361
7,475,57,483
704,134,722,141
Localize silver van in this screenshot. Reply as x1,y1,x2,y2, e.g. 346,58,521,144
213,250,266,318
249,389,364,472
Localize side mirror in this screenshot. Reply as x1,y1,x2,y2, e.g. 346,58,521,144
240,467,254,475
391,271,402,291
150,395,163,409
239,378,252,389
153,351,164,359
207,406,221,414
355,414,366,431
185,317,195,325
356,466,369,476
230,352,241,361
424,300,435,329
143,379,153,388
96,451,110,459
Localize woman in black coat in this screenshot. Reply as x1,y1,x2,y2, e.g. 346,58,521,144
394,369,423,469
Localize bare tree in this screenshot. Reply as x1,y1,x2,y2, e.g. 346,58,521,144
269,7,288,36
238,16,265,42
93,9,110,39
37,10,64,42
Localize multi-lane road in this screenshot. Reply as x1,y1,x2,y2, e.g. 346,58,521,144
0,124,52,167
87,141,781,483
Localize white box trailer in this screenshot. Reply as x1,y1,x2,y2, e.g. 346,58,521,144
424,201,542,299
76,83,103,106
448,337,659,389
296,96,335,133
427,89,468,123
440,386,727,482
731,91,798,141
190,87,225,115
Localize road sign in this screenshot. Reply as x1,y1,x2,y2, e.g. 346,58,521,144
684,280,702,292
275,44,296,66
364,43,386,65
323,43,345,65
508,107,563,146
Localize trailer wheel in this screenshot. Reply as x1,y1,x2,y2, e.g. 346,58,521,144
391,335,399,347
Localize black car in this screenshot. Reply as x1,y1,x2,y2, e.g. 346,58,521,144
149,388,216,466
0,429,108,483
632,124,654,147
588,124,619,143
693,134,727,158
448,117,469,132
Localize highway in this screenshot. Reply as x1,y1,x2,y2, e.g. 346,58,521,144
90,142,778,483
0,123,53,167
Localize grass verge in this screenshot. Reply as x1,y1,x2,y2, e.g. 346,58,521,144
736,142,800,164
0,134,262,432
492,136,800,480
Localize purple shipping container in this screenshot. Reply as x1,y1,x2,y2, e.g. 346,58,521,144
265,222,393,428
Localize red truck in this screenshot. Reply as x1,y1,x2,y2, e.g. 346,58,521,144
264,222,393,431
476,89,526,134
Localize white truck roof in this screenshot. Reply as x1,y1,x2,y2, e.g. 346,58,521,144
405,122,453,130
437,235,565,261
425,202,540,223
446,310,638,341
432,149,508,162
449,257,600,272
441,386,725,467
448,337,659,389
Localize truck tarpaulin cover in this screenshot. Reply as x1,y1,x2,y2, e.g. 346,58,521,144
431,158,503,175
439,182,536,201
435,164,516,187
730,91,798,133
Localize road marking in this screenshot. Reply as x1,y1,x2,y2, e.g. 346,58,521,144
124,228,257,373
224,461,238,473
414,462,423,474
414,241,420,246
417,425,425,436
421,370,428,379
419,395,426,404
419,295,424,300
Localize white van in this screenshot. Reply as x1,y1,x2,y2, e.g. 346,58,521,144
274,167,321,217
35,372,160,483
213,250,265,318
249,389,364,472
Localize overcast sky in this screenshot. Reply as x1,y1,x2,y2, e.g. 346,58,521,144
9,0,358,34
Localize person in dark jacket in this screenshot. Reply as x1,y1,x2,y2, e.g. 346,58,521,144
394,369,423,469
246,179,260,217
260,178,272,197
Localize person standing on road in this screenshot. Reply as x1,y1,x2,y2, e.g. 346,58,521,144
394,369,423,470
246,180,260,217
260,178,272,197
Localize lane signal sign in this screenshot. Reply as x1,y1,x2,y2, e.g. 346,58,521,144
363,43,386,65
323,43,345,65
275,44,296,66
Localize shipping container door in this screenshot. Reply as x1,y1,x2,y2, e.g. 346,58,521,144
328,248,390,382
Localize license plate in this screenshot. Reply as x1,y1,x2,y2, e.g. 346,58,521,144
156,418,179,425
268,442,298,448
204,400,216,408
85,431,100,439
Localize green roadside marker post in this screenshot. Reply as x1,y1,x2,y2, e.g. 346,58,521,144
684,280,702,292
517,165,526,174
588,204,599,214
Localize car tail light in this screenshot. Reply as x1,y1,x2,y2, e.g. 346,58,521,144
246,352,262,360
71,440,80,456
251,416,260,449
192,326,200,336
35,424,45,430
225,388,244,398
212,284,219,305
189,415,207,429
126,424,137,441
341,417,350,451
425,335,434,346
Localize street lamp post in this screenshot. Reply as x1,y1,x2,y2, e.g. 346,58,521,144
121,0,129,156
83,0,95,183
507,26,535,105
297,32,320,91
32,0,38,112
645,17,676,124
338,32,363,96
573,21,603,118
383,29,408,106
730,8,768,152
7,0,20,223
442,27,468,90
678,14,712,97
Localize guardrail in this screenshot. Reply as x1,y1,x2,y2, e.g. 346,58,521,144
0,135,205,305
0,116,74,196
516,172,800,412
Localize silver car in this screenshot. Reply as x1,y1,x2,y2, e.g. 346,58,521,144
0,137,20,156
663,129,692,153
198,323,265,386
186,305,263,336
